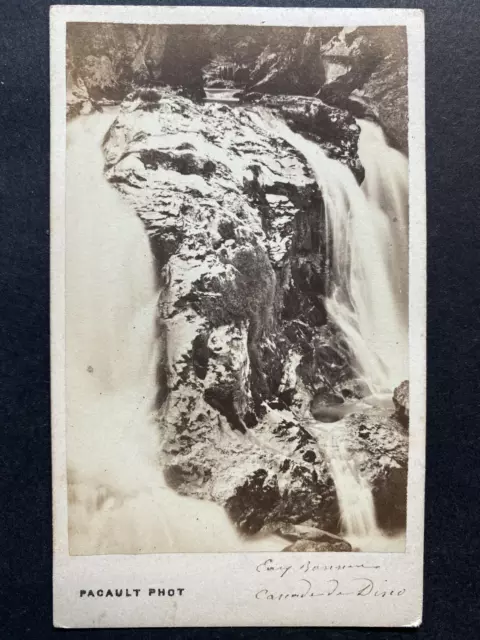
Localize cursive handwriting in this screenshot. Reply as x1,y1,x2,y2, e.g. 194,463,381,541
256,578,406,600
256,558,381,578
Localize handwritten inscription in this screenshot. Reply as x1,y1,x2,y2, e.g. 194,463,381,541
256,578,406,600
254,559,405,601
256,558,381,578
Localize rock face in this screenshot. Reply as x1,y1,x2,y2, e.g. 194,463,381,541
66,24,211,117
235,26,407,153
317,27,408,153
67,23,407,151
393,380,410,428
246,27,340,95
102,88,365,534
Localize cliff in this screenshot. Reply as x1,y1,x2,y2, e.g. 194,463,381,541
67,24,408,152
66,23,211,117
317,27,408,153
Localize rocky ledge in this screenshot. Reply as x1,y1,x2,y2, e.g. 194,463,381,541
102,88,408,538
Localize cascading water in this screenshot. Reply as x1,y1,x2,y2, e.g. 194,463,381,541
262,115,408,392
260,112,408,393
66,110,285,554
329,443,379,536
357,119,409,326
65,106,407,554
260,112,409,548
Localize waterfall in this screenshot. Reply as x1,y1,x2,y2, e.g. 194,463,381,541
331,458,378,536
261,112,408,545
65,107,407,553
65,110,285,554
262,114,408,392
357,119,409,325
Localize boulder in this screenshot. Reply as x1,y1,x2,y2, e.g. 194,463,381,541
103,89,366,535
266,521,350,546
283,539,351,552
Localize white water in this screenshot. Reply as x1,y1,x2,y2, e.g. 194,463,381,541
303,417,405,552
204,87,242,104
330,443,379,537
327,425,405,551
261,114,408,392
358,119,409,325
261,112,408,548
66,111,285,554
65,108,407,554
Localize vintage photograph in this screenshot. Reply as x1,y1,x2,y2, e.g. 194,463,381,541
65,20,411,557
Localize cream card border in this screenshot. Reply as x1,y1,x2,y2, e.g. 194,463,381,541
51,5,425,628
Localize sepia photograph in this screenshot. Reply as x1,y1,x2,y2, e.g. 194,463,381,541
65,20,410,556
51,5,425,628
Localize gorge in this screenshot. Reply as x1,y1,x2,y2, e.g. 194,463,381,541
65,24,410,554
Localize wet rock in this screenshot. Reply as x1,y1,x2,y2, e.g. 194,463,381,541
283,539,351,552
102,88,365,536
393,380,409,428
267,521,350,545
240,94,363,181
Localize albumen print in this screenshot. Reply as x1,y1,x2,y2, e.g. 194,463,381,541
51,7,425,628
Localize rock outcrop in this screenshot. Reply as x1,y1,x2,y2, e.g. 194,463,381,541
239,94,363,180
246,27,340,95
66,24,210,117
284,539,351,552
317,27,408,153
102,88,364,534
393,380,410,428
234,26,408,153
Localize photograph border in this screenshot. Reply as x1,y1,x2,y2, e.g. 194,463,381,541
51,5,425,628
